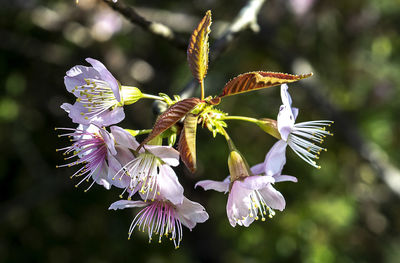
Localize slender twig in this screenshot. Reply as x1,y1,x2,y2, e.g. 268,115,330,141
101,0,187,50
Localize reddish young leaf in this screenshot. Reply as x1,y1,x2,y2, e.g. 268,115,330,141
138,98,201,149
208,96,221,105
178,114,199,173
220,71,313,97
187,10,212,83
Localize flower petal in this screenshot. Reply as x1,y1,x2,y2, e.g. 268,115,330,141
226,182,253,227
238,175,275,190
195,177,230,193
250,162,264,175
86,58,121,102
110,126,140,150
178,197,209,230
263,140,287,177
274,174,298,183
292,107,299,121
61,101,125,126
95,106,125,127
277,84,296,141
145,145,180,166
64,65,100,97
258,184,286,211
99,128,116,156
157,164,184,205
92,162,111,190
108,200,147,210
280,84,292,106
277,104,294,141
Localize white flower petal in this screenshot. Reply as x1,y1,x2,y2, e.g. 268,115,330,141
280,84,292,106
239,175,275,190
263,140,287,177
108,200,147,210
157,164,184,205
178,197,209,230
195,177,230,193
226,183,252,227
274,175,298,183
145,145,180,166
86,58,121,102
278,104,295,141
110,126,140,150
258,184,286,211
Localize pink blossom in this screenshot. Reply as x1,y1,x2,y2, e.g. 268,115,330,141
277,84,333,168
107,128,184,204
109,196,209,248
196,150,295,227
56,124,118,190
61,58,142,126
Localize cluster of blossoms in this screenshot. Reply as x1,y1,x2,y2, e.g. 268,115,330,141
56,11,333,248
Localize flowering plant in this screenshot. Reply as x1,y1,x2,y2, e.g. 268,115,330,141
56,11,332,248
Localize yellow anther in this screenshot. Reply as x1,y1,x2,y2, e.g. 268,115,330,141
119,195,123,198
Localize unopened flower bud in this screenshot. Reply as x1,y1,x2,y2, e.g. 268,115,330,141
228,150,252,182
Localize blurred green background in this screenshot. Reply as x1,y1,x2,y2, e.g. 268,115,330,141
1,0,400,262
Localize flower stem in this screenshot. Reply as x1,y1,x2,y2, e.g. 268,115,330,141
142,93,167,101
200,80,205,100
221,128,236,152
221,115,260,124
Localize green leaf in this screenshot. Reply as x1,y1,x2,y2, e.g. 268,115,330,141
138,98,201,149
220,71,313,97
187,10,212,84
178,114,199,173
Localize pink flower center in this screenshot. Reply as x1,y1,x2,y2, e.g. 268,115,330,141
128,200,183,248
56,127,107,191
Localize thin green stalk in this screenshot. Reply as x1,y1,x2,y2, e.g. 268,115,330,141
221,115,260,124
221,128,236,152
142,93,166,101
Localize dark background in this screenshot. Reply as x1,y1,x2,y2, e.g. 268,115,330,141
1,0,400,262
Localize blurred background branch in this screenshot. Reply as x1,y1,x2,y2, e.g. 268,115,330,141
102,0,187,50
1,0,400,262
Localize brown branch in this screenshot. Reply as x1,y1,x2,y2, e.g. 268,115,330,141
101,0,187,50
